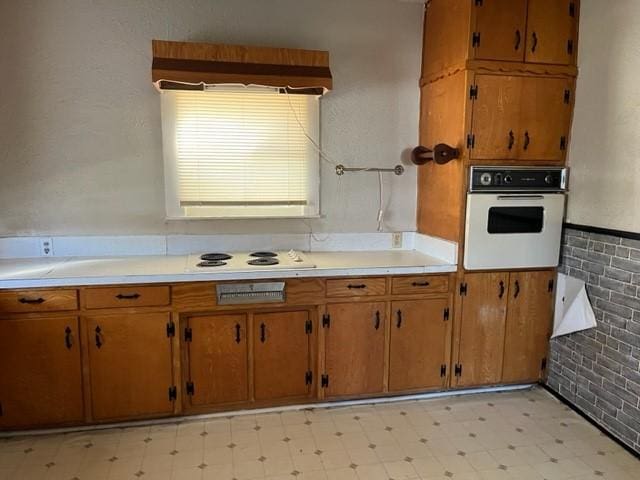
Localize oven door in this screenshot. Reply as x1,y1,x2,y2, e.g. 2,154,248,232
464,193,566,270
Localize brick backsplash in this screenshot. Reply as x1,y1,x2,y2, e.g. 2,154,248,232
547,227,640,453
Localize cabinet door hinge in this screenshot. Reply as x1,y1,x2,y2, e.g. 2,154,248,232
186,381,195,396
472,32,481,48
305,371,313,385
322,314,331,328
469,84,478,100
166,321,176,338
475,0,483,5
168,386,177,402
560,136,567,151
0,401,3,416
541,358,547,371
459,283,468,296
567,39,574,55
466,134,475,149
564,89,571,104
443,308,450,321
321,374,329,388
569,2,575,17
454,364,463,377
440,364,447,378
305,320,313,335
548,279,555,293
184,327,193,342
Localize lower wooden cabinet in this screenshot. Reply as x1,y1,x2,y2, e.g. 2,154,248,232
0,316,84,429
184,314,249,407
253,310,315,401
85,312,175,421
389,299,450,392
502,270,555,383
324,302,386,397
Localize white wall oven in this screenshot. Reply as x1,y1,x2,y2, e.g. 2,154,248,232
464,166,568,271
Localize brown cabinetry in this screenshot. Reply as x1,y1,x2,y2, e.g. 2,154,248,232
85,312,175,421
473,0,528,63
324,302,386,397
389,299,450,392
525,0,578,66
0,316,84,428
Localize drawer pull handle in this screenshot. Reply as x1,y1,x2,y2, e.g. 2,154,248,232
374,311,381,330
19,297,45,304
396,310,403,328
531,31,538,53
235,323,241,344
523,131,530,150
347,284,367,289
95,326,103,349
499,281,505,299
514,29,521,51
514,280,521,298
411,281,430,287
508,130,515,150
116,293,141,300
260,323,266,343
64,327,73,349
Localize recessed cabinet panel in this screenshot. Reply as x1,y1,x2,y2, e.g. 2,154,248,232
0,317,84,429
185,314,249,407
503,271,555,383
526,0,578,66
389,299,450,392
324,302,386,397
473,0,528,62
253,310,313,401
86,313,174,421
457,273,509,387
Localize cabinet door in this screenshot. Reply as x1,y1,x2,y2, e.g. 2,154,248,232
503,271,555,383
325,302,386,397
471,75,523,159
253,311,313,401
389,299,450,392
86,313,174,421
457,273,508,387
517,77,573,161
525,0,578,65
0,317,83,429
473,0,528,62
185,314,248,407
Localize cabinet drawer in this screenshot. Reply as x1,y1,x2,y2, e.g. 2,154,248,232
326,278,386,297
0,289,78,313
391,275,449,295
85,286,170,309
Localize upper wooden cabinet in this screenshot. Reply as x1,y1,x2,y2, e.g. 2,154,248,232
422,0,579,80
0,317,84,429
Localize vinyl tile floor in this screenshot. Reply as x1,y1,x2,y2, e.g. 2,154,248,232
1,387,638,480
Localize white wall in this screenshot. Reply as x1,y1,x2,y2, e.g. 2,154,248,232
566,0,640,233
0,0,423,236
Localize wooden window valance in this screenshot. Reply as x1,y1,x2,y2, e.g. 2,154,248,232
152,40,332,94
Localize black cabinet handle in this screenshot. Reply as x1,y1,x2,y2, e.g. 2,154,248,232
514,280,521,298
508,130,515,150
19,297,45,304
235,323,241,344
95,326,103,349
396,310,403,328
515,29,521,50
411,281,430,287
347,284,366,289
523,131,530,150
374,311,381,330
260,323,266,343
531,32,538,52
499,281,505,299
64,326,73,349
116,293,141,300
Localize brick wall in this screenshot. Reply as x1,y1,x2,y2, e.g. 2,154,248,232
547,227,640,454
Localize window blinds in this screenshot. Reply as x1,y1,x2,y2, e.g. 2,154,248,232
161,87,320,218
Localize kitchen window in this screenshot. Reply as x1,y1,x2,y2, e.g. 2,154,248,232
161,86,320,219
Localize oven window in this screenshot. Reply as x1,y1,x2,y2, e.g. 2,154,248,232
487,207,544,234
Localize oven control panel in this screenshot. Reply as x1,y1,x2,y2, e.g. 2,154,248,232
469,166,568,192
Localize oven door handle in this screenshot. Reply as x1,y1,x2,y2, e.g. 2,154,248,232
496,195,546,201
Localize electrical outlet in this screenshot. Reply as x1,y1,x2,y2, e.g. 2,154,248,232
391,232,403,249
40,237,54,257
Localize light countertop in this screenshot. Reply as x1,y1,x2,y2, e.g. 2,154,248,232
0,251,456,289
